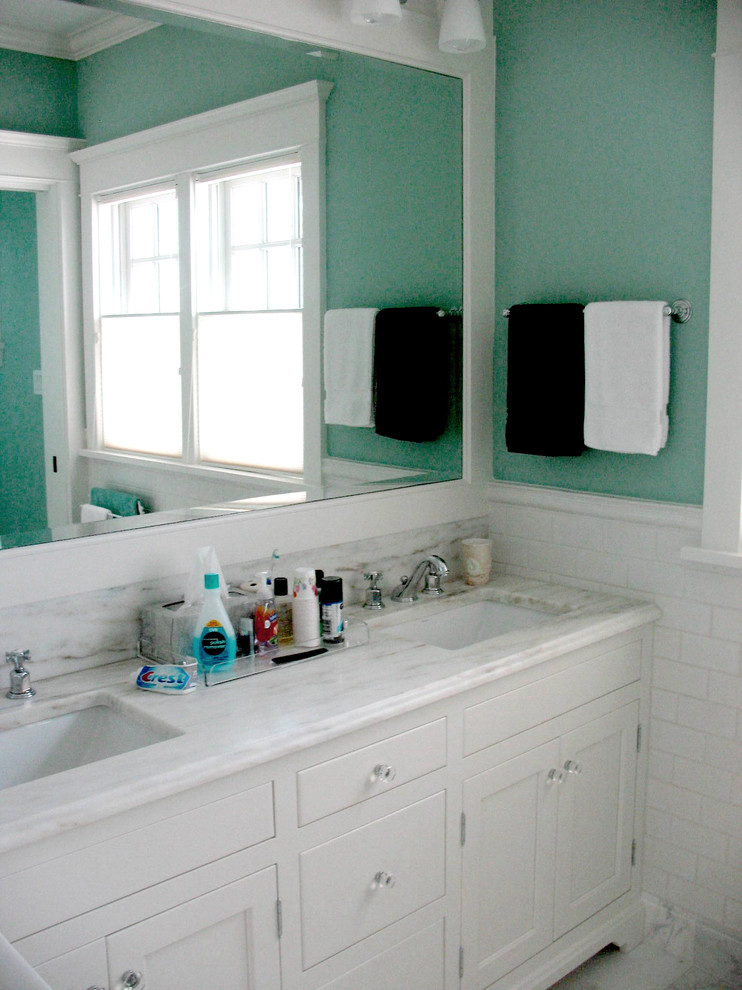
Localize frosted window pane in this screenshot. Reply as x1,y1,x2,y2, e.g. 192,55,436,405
229,250,266,310
129,202,156,259
266,246,300,310
194,184,219,312
159,259,180,312
197,312,302,471
266,176,293,241
296,176,303,238
98,203,117,316
100,315,182,456
231,182,263,245
129,262,159,313
158,196,178,255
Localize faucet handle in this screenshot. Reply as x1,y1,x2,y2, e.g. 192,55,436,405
6,649,30,671
6,650,35,700
362,572,385,610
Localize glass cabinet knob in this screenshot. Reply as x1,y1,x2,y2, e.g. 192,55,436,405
372,763,397,783
373,871,396,889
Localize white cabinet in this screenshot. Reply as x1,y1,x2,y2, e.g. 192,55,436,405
317,919,445,990
554,703,638,939
36,941,108,990
299,792,446,969
8,625,651,990
461,702,640,990
461,740,560,986
106,866,280,990
296,719,446,826
33,867,280,990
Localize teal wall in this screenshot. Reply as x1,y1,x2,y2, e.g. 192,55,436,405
0,51,77,539
493,0,715,504
76,25,463,474
0,192,47,536
0,49,79,136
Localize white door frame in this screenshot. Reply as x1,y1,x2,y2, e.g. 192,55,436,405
0,129,86,530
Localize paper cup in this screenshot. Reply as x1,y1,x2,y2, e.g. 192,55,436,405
461,537,492,586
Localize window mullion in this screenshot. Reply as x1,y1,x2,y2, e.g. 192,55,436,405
220,183,230,313
120,204,132,315
177,173,197,466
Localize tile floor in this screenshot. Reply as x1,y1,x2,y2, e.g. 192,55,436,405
548,941,742,990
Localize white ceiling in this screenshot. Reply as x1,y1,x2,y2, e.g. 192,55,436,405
0,0,156,60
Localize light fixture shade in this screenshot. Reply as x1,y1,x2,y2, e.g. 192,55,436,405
438,0,487,53
349,0,403,25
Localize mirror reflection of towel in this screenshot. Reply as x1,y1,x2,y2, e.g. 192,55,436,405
505,303,586,457
374,307,450,442
323,308,379,427
90,487,146,516
80,503,114,523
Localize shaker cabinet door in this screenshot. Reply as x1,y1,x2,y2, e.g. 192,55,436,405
461,740,560,990
106,866,280,990
554,702,639,939
35,940,108,990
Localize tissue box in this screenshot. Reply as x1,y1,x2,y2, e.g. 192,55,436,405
140,594,252,663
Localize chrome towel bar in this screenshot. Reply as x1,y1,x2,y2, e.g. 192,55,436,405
502,299,692,324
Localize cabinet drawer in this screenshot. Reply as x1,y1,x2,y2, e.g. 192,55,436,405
318,919,445,990
297,718,446,825
0,781,275,942
299,791,446,969
464,641,641,757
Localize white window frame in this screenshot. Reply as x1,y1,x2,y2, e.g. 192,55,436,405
72,80,332,488
682,0,742,567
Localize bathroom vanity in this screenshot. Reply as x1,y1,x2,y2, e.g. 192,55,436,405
0,578,659,990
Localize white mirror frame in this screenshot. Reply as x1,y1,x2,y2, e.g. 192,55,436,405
0,0,495,609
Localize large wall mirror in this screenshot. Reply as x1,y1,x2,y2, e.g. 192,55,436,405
0,0,463,552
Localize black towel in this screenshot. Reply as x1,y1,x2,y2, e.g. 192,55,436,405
374,307,451,442
505,303,586,456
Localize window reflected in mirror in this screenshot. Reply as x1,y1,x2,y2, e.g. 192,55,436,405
0,0,463,550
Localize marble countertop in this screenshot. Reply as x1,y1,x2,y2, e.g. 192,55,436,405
0,577,660,856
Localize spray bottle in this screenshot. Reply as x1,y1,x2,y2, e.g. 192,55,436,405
192,573,236,672
254,571,279,653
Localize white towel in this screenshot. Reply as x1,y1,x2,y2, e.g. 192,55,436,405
584,301,670,456
323,308,378,427
80,503,114,523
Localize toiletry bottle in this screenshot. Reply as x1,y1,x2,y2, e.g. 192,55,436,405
315,569,325,639
237,616,254,657
254,572,278,653
192,573,236,672
274,576,293,646
293,567,320,647
321,576,344,644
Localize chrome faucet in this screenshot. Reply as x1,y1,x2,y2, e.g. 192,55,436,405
391,555,449,603
6,650,35,700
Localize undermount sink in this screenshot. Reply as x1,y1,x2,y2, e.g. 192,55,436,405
0,700,176,791
391,598,554,651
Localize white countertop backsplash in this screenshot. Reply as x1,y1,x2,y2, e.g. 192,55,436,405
0,518,485,682
0,576,659,856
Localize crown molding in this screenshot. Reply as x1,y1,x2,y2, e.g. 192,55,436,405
0,13,156,61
